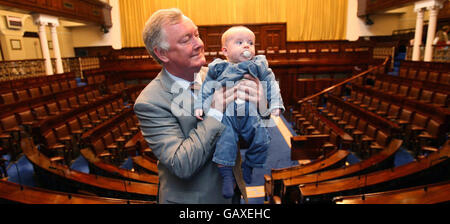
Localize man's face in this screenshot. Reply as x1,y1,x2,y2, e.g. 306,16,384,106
162,17,205,77
222,29,255,63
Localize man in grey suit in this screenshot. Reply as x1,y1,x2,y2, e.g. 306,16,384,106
134,8,266,203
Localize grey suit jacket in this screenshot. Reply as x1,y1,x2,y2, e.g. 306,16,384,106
134,68,247,204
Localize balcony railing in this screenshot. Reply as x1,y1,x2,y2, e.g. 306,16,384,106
405,44,450,62
0,57,100,81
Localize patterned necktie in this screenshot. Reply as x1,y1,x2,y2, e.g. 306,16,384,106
189,81,201,94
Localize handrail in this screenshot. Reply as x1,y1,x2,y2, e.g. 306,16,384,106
297,56,390,105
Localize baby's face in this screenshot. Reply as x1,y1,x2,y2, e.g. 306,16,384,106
222,29,255,63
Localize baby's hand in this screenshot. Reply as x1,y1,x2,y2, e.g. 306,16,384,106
195,109,204,120
271,109,281,117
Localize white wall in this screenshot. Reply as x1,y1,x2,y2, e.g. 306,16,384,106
346,0,417,41
71,0,122,49
0,10,75,60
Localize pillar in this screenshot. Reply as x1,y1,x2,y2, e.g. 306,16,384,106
37,21,53,75
412,8,425,61
50,23,64,74
424,5,440,62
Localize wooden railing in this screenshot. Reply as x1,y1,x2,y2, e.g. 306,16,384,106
0,57,100,81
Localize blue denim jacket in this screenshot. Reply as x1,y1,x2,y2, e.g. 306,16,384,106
195,55,285,116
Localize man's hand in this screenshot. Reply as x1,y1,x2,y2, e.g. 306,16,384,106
271,108,281,117
194,108,204,120
237,74,268,113
210,85,237,113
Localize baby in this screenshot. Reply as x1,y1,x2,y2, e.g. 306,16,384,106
194,26,284,198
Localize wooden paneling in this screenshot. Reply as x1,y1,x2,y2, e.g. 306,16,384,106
358,0,417,17
0,0,112,28
198,23,285,52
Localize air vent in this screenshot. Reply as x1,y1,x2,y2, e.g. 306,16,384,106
6,16,22,30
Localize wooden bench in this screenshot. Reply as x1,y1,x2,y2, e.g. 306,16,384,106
0,179,154,204
21,137,157,201
297,140,450,204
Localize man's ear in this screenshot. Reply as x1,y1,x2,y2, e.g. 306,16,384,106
154,47,169,63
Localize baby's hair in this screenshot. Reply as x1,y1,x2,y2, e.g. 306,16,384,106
221,26,255,47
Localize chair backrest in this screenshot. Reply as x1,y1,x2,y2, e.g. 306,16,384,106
387,104,400,118
86,91,95,101
77,94,88,103
329,131,338,145
51,83,61,93
355,92,364,102
419,90,433,102
68,80,78,89
417,70,428,81
78,114,91,125
58,99,70,110
103,132,114,145
388,83,398,93
407,69,417,79
44,130,57,146
1,92,15,104
372,80,381,89
105,104,114,114
425,119,440,137
407,87,420,99
88,110,99,120
60,81,69,91
16,89,30,101
1,115,19,130
378,101,389,113
440,73,450,85
17,110,35,123
68,96,79,107
46,102,60,114
97,107,108,117
380,82,389,91
397,85,409,96
29,87,41,98
93,90,102,98
92,138,105,155
369,98,380,109
356,119,367,132
432,92,448,106
119,122,129,133
412,113,429,128
428,72,439,82
399,68,408,77
375,131,389,147
54,124,70,138
33,106,49,118
399,109,413,122
365,125,377,138
362,96,371,105
68,119,82,132
40,85,52,96
349,115,358,126
111,127,122,139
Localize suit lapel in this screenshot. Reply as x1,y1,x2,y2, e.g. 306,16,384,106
159,69,196,117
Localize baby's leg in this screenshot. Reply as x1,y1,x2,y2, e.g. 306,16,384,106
217,164,235,198
238,102,271,184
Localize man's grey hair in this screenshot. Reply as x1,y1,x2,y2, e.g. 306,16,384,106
142,8,184,64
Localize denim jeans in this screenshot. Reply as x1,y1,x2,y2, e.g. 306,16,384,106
212,101,270,168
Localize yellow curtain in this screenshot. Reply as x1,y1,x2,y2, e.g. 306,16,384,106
119,0,347,47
